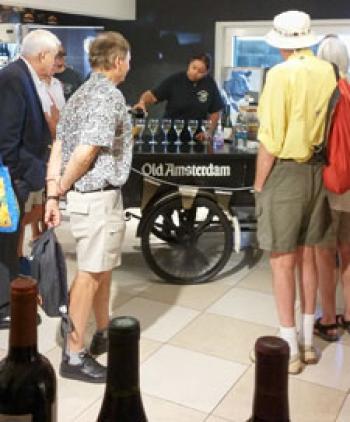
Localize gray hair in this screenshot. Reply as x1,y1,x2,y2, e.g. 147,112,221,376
21,29,61,57
317,35,349,75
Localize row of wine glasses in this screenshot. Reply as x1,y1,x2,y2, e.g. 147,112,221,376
133,118,211,146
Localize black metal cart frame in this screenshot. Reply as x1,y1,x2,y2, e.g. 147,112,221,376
122,142,257,284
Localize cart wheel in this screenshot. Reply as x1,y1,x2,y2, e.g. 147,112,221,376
141,194,233,284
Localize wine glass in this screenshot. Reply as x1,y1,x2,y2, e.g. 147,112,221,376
161,119,172,145
174,119,184,146
201,119,212,143
187,119,198,146
147,118,159,145
134,118,145,145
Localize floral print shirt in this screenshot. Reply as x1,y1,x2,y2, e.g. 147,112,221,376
57,72,132,192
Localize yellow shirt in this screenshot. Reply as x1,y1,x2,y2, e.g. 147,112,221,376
257,49,337,162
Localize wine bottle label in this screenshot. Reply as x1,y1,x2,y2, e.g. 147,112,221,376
0,416,32,421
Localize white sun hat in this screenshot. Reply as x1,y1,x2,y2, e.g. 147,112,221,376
266,10,318,49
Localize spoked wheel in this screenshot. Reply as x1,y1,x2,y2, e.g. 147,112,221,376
141,194,233,284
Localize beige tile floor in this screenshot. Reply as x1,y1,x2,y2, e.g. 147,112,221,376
5,211,349,421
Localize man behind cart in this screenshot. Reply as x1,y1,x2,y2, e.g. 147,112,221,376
253,10,336,374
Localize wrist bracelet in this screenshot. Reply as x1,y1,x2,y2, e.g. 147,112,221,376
46,195,59,202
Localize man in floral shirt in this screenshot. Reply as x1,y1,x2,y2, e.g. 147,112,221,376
45,32,132,383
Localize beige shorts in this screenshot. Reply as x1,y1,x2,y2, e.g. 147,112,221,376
24,189,44,213
67,189,126,273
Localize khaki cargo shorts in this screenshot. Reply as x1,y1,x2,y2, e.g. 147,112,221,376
255,160,332,253
24,189,44,213
67,189,126,273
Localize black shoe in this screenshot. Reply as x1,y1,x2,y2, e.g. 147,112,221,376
0,316,11,330
19,256,32,276
60,352,106,383
89,331,108,356
0,314,41,330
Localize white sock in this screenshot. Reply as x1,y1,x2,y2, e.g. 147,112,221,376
68,348,85,365
279,326,298,357
298,313,315,347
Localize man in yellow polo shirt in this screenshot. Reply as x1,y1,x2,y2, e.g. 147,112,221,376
253,10,336,374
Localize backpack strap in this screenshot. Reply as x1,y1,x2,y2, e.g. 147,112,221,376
315,63,341,161
332,62,340,82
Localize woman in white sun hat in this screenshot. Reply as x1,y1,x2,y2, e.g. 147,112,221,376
252,10,337,374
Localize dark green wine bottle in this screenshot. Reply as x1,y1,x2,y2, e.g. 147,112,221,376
0,277,57,421
248,336,290,422
97,316,147,422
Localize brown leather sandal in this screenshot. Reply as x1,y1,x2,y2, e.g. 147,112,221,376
314,317,339,342
336,314,350,334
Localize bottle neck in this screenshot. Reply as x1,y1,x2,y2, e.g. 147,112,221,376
106,337,140,395
8,282,38,361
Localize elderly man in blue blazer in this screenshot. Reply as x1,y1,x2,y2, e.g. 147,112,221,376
0,29,60,328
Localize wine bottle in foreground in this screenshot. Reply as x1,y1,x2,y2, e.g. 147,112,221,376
0,277,57,422
247,336,290,422
97,316,147,422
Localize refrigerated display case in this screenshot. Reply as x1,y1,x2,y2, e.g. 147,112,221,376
0,23,20,68
215,19,350,124
215,19,350,81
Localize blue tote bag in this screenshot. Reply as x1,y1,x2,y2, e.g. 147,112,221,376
0,158,20,233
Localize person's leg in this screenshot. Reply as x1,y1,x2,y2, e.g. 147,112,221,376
315,246,337,326
68,270,102,353
339,242,350,323
0,231,19,322
297,246,319,361
60,269,107,383
0,191,25,325
298,246,318,315
17,211,32,257
88,270,112,357
30,204,44,240
270,250,303,373
270,251,297,327
93,270,112,331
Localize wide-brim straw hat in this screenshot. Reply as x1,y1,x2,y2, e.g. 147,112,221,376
266,10,318,49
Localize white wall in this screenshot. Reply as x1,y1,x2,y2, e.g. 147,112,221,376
0,0,136,20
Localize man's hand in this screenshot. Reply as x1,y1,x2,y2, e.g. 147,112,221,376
44,199,61,228
132,101,147,115
195,131,211,142
253,143,276,194
253,185,263,193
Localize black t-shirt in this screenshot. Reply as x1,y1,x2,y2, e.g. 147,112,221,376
152,71,224,120
54,67,83,100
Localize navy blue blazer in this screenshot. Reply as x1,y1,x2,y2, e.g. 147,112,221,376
0,58,51,201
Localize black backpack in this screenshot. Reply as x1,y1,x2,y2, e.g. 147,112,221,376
31,228,69,318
